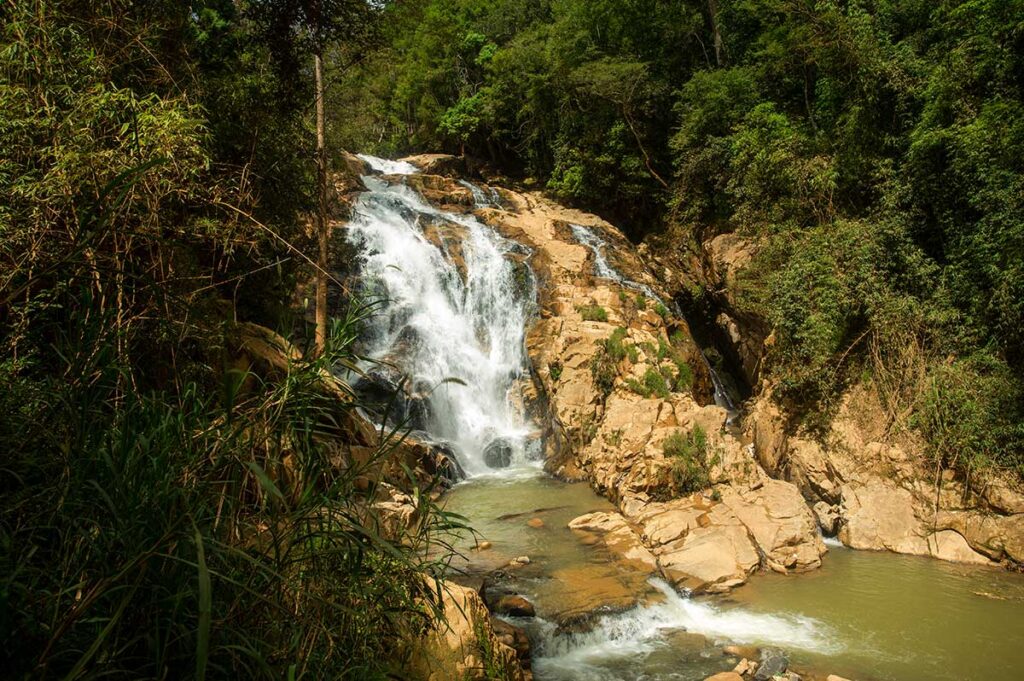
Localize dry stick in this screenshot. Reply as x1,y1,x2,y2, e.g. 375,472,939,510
212,200,350,294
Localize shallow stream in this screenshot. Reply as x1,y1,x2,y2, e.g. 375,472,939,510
447,473,1024,681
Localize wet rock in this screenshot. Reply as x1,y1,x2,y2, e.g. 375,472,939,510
474,541,493,551
754,648,788,681
732,658,754,676
826,676,853,681
484,438,513,468
723,645,760,659
491,617,532,668
705,673,744,681
568,511,658,572
405,580,526,681
526,517,545,528
493,594,536,618
510,555,531,566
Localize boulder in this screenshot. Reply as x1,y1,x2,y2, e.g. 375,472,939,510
493,594,536,618
568,511,659,572
753,648,788,681
484,438,513,468
491,617,531,668
400,153,466,176
405,581,525,681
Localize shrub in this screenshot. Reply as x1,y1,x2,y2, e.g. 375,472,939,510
643,367,671,399
577,304,608,322
674,360,694,390
549,361,563,382
654,302,669,318
635,293,648,310
663,425,719,495
590,349,618,398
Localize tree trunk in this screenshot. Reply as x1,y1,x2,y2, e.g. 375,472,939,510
707,0,725,67
314,50,329,357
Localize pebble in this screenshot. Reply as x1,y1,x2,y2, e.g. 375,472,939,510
527,517,545,528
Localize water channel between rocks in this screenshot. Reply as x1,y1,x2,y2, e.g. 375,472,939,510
446,471,1024,681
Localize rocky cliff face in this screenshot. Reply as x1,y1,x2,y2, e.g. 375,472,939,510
391,156,827,594
642,226,1024,570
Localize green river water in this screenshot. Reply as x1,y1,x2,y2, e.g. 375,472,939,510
445,470,1024,681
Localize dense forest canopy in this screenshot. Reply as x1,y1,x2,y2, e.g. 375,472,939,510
337,0,1024,475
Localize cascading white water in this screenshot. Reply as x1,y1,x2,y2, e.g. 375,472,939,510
356,153,421,175
345,157,537,476
458,179,502,208
570,223,740,420
532,579,839,680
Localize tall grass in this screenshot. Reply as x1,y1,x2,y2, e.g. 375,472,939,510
0,300,463,680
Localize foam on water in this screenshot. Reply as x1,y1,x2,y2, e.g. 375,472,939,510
534,579,840,678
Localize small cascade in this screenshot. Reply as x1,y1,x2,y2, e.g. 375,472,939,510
345,157,538,476
356,153,420,175
570,223,739,422
459,179,503,209
532,579,839,680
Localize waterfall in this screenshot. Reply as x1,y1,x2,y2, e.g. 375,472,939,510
345,157,538,476
356,153,421,175
569,223,739,421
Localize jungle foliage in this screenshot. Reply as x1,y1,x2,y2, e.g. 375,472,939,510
1,1,459,678
340,0,1024,477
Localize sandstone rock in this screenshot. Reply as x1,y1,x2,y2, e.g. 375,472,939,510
720,480,826,573
733,658,754,675
406,581,525,681
568,511,659,571
705,673,744,681
826,676,853,681
511,555,531,566
839,481,929,555
400,153,465,176
493,594,536,618
526,517,545,529
813,501,841,536
491,617,531,667
474,541,493,551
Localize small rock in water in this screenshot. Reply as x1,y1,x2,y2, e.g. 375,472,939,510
491,617,531,665
493,594,536,617
826,676,853,681
753,648,788,681
704,673,744,681
483,438,513,468
474,540,493,551
510,555,531,566
723,645,760,659
733,658,753,676
526,517,545,528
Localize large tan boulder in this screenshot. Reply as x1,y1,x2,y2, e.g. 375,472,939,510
406,581,525,681
838,481,928,555
400,153,466,176
568,511,659,572
721,480,826,573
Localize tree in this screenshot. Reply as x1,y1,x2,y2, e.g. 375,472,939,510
249,0,377,356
